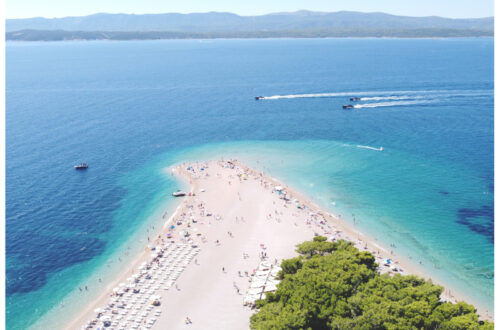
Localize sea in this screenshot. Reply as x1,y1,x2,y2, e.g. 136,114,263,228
6,38,493,329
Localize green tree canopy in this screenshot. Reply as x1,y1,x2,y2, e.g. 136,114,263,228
250,237,493,330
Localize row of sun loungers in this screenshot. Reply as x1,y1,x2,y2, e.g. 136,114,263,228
82,243,200,330
243,261,281,306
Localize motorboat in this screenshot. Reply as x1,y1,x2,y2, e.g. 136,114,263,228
255,96,264,100
342,105,354,109
74,163,88,169
172,190,186,197
350,97,361,101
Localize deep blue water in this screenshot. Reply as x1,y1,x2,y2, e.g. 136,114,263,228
6,38,493,329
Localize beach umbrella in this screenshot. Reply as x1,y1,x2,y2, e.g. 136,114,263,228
113,288,120,292
119,282,126,287
94,308,103,313
264,283,278,292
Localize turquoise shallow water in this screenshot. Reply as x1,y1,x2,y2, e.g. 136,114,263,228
6,38,493,329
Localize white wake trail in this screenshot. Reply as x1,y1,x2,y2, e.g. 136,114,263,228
356,145,384,151
353,100,432,109
359,95,418,101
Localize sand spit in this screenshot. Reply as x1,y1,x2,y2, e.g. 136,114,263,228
71,159,491,330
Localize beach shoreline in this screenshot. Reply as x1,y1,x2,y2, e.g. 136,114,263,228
63,169,192,330
69,159,492,329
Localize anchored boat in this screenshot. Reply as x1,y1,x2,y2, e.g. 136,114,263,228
74,163,88,169
172,190,186,197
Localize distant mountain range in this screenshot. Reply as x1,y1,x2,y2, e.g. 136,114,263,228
6,11,493,41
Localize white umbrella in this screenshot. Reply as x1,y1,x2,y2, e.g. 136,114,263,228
119,282,126,287
264,283,278,292
247,287,263,295
94,308,103,313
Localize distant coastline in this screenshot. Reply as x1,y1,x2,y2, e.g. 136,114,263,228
6,10,493,41
6,29,493,41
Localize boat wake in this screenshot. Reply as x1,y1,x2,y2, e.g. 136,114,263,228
360,95,418,101
356,145,384,151
258,89,492,101
262,92,354,100
353,100,432,109
261,90,428,100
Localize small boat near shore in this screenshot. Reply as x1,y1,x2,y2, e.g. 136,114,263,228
172,191,186,197
74,163,88,169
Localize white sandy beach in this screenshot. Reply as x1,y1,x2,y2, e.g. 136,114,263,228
70,159,492,330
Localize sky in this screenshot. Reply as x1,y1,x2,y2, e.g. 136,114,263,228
5,0,495,19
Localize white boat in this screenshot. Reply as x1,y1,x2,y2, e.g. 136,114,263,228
172,191,186,197
74,163,88,169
